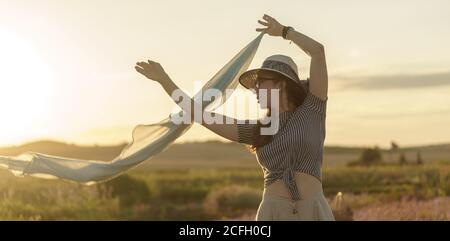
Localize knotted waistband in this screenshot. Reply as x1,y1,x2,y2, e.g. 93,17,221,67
264,169,323,201
283,168,301,201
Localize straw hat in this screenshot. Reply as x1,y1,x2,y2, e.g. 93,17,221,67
239,54,307,90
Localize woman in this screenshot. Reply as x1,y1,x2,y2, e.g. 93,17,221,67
135,14,334,221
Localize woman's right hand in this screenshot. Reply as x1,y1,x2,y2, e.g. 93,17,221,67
135,60,170,84
256,14,284,37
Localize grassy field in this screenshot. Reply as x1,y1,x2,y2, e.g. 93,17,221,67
0,140,449,220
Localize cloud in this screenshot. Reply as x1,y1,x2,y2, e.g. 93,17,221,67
354,110,450,119
335,71,450,90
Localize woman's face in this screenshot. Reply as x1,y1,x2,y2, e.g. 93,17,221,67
255,78,282,109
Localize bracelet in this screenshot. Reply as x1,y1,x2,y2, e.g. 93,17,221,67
282,26,294,39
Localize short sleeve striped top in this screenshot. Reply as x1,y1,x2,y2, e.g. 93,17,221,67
237,90,327,201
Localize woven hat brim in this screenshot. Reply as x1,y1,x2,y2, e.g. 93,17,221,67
239,68,302,89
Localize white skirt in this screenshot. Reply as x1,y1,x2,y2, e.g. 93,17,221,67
255,191,335,221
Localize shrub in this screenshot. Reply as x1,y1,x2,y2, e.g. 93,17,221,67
203,185,261,218
348,146,383,166
97,175,152,208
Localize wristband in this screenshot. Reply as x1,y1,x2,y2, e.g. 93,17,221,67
282,26,294,39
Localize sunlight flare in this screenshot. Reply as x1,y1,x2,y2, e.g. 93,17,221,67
0,29,55,144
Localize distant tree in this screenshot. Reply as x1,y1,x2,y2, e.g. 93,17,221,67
390,141,399,152
399,152,407,165
390,141,400,163
355,146,383,166
416,151,423,165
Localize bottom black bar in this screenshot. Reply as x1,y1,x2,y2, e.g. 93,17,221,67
0,220,444,240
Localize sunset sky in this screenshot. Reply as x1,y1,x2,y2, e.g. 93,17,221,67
1,0,450,148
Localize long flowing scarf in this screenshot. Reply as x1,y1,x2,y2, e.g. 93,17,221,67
0,33,264,184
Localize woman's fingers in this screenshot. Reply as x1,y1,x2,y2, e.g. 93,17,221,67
136,60,163,78
135,65,146,72
263,14,273,21
256,27,267,32
258,20,269,26
136,62,148,68
136,60,159,68
135,66,146,75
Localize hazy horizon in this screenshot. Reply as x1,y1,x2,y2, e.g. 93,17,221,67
1,0,450,148
2,137,450,150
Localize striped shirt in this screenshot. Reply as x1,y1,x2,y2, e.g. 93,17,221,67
237,90,327,201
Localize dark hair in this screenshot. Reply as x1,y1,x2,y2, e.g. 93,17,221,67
248,78,308,152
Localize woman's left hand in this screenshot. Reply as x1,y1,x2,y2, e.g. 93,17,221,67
135,60,170,84
256,14,284,37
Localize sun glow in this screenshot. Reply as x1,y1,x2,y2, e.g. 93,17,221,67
0,30,55,145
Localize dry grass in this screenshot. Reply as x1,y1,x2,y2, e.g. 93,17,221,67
353,197,450,221
204,185,261,219
1,162,449,220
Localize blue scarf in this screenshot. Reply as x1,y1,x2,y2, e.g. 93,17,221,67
0,33,264,184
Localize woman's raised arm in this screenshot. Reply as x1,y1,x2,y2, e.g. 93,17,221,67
256,14,328,100
135,60,243,142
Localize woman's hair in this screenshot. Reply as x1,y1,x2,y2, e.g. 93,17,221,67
248,78,307,152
